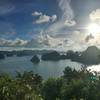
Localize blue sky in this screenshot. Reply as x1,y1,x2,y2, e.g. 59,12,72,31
0,0,59,39
0,0,100,50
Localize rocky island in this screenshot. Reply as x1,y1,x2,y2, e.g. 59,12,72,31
31,55,40,64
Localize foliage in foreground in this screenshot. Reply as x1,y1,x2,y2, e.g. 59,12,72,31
0,67,100,100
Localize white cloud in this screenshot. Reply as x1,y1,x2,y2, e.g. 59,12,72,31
66,30,100,51
39,32,86,50
0,38,28,47
12,38,28,46
29,29,100,51
10,30,100,51
64,20,76,27
57,0,74,21
26,34,65,48
32,11,42,16
35,14,51,24
45,0,76,35
26,36,44,48
32,11,57,24
90,9,100,24
51,15,57,22
41,34,63,47
0,38,12,46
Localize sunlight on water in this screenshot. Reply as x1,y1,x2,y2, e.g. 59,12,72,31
87,65,100,72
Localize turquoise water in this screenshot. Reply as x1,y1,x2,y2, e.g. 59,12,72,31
0,56,82,79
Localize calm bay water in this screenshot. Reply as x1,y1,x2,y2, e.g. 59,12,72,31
0,56,83,79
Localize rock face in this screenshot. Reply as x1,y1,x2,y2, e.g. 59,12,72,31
0,53,5,59
41,51,61,61
80,46,100,65
65,46,100,65
31,55,40,64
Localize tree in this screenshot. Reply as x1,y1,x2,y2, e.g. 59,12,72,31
16,71,42,93
0,72,43,100
41,78,62,100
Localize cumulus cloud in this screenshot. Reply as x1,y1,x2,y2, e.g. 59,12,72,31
26,34,66,48
35,14,51,24
69,31,100,51
0,39,12,46
26,30,85,50
64,20,76,27
32,11,42,16
41,34,64,47
34,13,57,24
90,9,100,24
40,31,87,50
51,15,57,22
28,31,86,50
28,29,100,51
0,38,28,47
12,38,28,46
32,11,57,24
26,36,44,48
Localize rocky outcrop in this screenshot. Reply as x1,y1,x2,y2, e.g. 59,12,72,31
79,46,100,65
31,55,40,64
41,51,61,61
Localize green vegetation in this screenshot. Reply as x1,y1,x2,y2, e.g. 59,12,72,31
31,55,40,64
0,67,100,100
0,72,42,100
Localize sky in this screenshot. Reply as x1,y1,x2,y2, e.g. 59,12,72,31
1,0,100,50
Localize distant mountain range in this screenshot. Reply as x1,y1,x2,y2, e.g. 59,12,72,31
41,46,100,65
0,46,100,65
